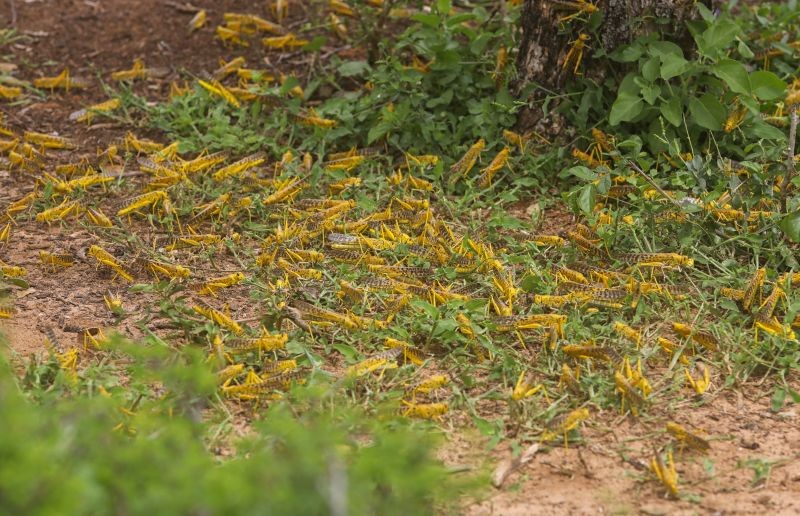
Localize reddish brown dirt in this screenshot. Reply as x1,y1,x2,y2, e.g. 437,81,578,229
1,2,799,514
459,388,800,515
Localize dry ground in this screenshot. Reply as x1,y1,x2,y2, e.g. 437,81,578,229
1,1,798,513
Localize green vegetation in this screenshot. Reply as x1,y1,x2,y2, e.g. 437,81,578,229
1,0,799,510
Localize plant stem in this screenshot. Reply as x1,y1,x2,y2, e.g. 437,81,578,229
781,107,798,213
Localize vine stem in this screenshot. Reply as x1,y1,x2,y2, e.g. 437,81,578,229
780,107,798,213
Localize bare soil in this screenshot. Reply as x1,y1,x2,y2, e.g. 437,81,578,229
1,1,798,514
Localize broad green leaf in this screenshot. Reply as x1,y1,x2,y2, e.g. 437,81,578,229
748,119,787,141
660,53,689,80
649,41,684,58
302,36,327,52
565,166,596,181
577,184,596,216
660,96,683,127
711,59,751,95
337,60,369,77
641,84,661,105
738,40,755,59
642,56,660,82
751,71,786,100
689,94,725,130
618,73,641,97
697,18,741,55
613,44,643,63
609,93,644,125
780,210,800,243
411,13,440,27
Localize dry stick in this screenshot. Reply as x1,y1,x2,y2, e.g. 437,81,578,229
780,107,798,213
624,159,684,211
7,0,16,27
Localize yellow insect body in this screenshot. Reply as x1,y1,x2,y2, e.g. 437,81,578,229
263,177,306,206
563,33,590,75
199,79,241,108
542,408,590,442
346,348,402,378
411,374,449,395
743,268,766,312
512,371,543,400
0,261,26,277
86,208,113,227
226,331,288,353
147,261,191,280
650,449,679,497
223,13,284,34
478,146,510,187
556,0,598,23
613,321,642,346
684,363,711,395
198,272,246,295
38,251,74,270
672,322,718,352
213,152,266,181
193,304,244,334
23,131,76,150
124,133,164,154
36,200,82,223
117,191,167,216
216,25,249,47
0,84,22,99
263,33,309,49
103,291,124,315
88,245,134,282
531,235,566,247
384,337,425,366
402,401,448,419
0,223,9,244
111,59,148,81
449,138,485,183
33,69,89,90
189,10,207,31
666,422,710,452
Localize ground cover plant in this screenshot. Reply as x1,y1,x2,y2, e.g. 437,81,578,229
0,0,798,513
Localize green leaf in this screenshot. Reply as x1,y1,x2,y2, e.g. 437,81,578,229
617,73,641,97
780,210,800,243
411,13,440,27
649,41,684,59
577,184,596,216
771,388,786,412
748,119,787,141
689,94,726,130
751,71,787,100
566,166,596,181
337,60,369,77
738,40,755,59
1,277,29,289
641,84,661,105
302,36,327,52
659,53,689,80
641,57,660,82
697,18,741,55
660,96,683,127
712,59,751,95
613,44,643,63
333,343,358,362
609,93,644,125
367,121,392,144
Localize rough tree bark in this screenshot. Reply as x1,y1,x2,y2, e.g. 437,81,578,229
514,0,714,133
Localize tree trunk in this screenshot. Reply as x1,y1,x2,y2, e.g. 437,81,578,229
514,0,712,132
